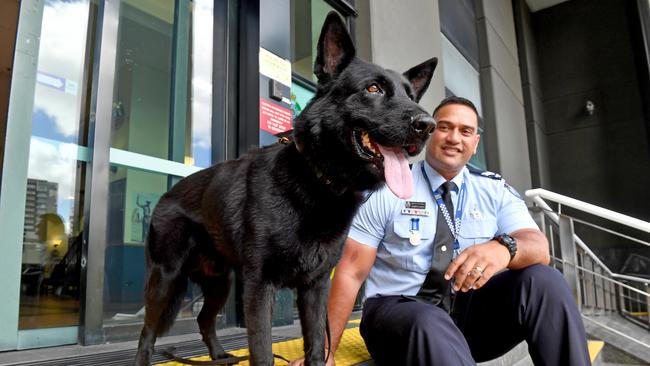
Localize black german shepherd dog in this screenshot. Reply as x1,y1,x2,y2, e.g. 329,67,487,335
135,12,437,366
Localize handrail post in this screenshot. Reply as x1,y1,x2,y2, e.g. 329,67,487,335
531,206,546,236
646,283,650,328
559,215,582,309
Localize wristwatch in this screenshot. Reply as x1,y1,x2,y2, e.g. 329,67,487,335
494,233,517,260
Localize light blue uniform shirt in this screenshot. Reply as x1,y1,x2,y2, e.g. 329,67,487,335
348,160,539,300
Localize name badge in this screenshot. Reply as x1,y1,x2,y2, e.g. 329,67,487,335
405,201,426,209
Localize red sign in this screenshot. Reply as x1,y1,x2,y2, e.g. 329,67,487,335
260,98,292,134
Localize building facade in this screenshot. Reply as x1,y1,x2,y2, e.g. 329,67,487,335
0,0,648,352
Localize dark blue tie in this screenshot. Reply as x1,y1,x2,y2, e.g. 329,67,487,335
416,181,456,310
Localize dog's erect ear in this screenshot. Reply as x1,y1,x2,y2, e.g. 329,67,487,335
403,57,438,103
314,12,356,82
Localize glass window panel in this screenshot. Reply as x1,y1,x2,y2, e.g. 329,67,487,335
31,0,91,146
102,0,218,328
111,0,213,168
469,127,487,169
20,141,87,330
103,166,165,323
290,0,338,83
291,81,316,119
190,0,213,168
103,166,212,324
18,0,92,330
439,0,479,69
441,35,482,116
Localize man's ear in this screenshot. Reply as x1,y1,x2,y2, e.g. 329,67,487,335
403,57,438,103
314,11,356,83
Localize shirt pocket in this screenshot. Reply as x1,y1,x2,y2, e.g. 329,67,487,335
393,217,435,273
458,219,497,246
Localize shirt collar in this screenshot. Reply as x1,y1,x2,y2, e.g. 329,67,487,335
422,161,466,193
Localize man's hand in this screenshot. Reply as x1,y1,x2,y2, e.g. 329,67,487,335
288,354,336,366
444,228,550,292
444,240,510,292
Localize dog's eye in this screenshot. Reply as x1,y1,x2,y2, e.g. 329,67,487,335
366,84,382,94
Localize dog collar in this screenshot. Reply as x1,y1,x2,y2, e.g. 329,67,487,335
304,156,349,196
279,136,349,196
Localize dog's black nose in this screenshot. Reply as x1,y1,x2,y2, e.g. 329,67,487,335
411,114,435,134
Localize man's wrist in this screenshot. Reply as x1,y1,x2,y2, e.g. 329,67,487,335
493,233,517,261
489,240,512,266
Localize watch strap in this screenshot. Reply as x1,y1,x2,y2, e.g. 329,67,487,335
494,234,517,259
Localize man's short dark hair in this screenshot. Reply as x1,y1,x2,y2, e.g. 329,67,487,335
432,96,481,128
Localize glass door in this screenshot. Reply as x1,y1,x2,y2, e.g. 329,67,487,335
0,0,227,350
0,0,95,350
99,0,221,333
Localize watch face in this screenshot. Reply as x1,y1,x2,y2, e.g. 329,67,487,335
502,235,516,246
498,234,517,258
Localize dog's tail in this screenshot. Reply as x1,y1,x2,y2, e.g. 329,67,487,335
144,234,190,336
154,273,188,337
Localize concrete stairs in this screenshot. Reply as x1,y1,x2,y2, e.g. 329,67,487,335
477,312,650,366
583,313,650,365
477,339,605,366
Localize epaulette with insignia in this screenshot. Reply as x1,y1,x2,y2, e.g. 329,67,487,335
467,166,523,199
504,182,523,199
467,165,502,180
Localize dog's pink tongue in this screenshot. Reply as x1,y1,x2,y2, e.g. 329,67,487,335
377,145,413,199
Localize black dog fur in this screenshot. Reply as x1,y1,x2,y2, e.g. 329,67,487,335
135,12,437,366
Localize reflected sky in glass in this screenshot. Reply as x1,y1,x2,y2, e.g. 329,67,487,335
28,0,216,236
191,0,213,168
28,0,90,233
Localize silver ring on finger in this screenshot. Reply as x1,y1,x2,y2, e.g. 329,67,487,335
474,266,484,276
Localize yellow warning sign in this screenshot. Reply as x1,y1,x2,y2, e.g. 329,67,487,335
260,47,291,87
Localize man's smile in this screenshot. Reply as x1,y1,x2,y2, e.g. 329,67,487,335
441,146,462,155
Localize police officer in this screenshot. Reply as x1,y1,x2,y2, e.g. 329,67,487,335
290,96,591,366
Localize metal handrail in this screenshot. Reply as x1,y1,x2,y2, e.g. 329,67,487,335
525,188,650,332
526,194,613,275
612,273,650,283
526,188,650,234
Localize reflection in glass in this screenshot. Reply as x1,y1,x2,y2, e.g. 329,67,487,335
101,0,216,327
190,0,213,168
290,0,337,83
18,0,91,330
469,127,487,170
111,0,213,168
103,166,206,324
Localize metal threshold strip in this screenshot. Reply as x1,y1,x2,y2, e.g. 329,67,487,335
7,334,290,366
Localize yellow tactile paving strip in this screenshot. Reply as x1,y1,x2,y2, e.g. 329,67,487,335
155,321,603,365
628,311,649,316
588,340,604,363
155,322,370,366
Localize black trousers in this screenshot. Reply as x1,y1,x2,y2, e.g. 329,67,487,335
359,264,591,365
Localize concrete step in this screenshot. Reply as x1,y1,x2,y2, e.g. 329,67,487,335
597,342,649,366
478,342,530,366
583,313,650,364
478,339,605,366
